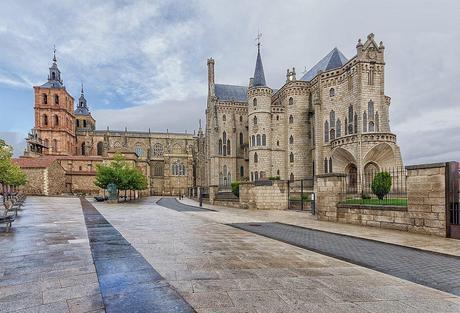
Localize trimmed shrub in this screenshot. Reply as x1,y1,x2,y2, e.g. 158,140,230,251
231,182,240,197
371,172,392,200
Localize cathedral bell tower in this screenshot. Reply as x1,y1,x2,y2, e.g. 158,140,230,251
33,48,76,156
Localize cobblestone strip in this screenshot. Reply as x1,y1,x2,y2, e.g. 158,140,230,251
157,197,216,212
229,222,460,296
80,198,196,313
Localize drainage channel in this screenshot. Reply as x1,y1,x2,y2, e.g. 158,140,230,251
80,198,196,313
229,222,460,296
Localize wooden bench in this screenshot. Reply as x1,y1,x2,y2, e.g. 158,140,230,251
1,202,16,231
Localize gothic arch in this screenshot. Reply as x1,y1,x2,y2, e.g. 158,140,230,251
363,143,395,169
331,147,357,173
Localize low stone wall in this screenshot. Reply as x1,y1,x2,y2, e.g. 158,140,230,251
239,180,288,210
315,163,448,237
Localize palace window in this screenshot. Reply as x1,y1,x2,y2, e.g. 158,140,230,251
254,152,258,163
324,157,328,173
42,94,47,104
363,112,368,132
289,97,293,105
251,135,255,147
256,134,261,146
218,139,223,155
329,157,333,173
375,112,379,131
289,152,294,163
172,161,186,176
152,143,164,156
324,120,329,142
289,115,293,124
239,132,244,147
253,116,257,125
135,145,144,157
253,98,257,107
329,88,335,97
289,135,293,144
240,166,244,178
226,139,231,155
43,114,48,126
262,134,266,146
54,115,59,127
222,114,226,122
336,119,341,137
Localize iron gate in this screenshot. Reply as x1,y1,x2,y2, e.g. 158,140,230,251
287,178,315,214
446,161,460,239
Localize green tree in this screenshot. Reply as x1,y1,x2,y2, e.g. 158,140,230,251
231,182,240,197
371,171,392,200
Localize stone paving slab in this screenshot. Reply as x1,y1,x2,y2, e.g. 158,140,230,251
93,197,460,312
229,222,460,296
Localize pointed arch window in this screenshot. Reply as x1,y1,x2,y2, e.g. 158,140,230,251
54,115,59,127
277,169,280,175
254,171,259,181
253,116,257,125
348,105,354,134
97,142,103,156
363,112,368,132
324,157,328,173
288,97,293,105
240,166,244,178
218,139,223,155
289,115,293,124
226,139,231,155
239,132,244,147
253,98,257,106
53,139,58,153
222,131,227,142
276,140,280,146
329,157,333,173
324,120,329,142
42,94,48,104
83,120,87,128
375,112,379,131
344,118,348,135
330,129,335,141
330,110,336,128
368,121,375,132
354,113,358,134
336,119,341,137
254,152,258,163
290,173,294,182
256,134,261,146
239,115,243,122
43,114,48,126
222,114,226,122
368,100,374,119
251,135,255,147
262,134,266,146
329,88,335,97
289,135,294,144
289,152,294,163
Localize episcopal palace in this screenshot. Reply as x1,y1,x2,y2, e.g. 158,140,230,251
14,33,403,196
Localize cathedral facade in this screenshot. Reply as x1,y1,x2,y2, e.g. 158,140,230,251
23,51,204,196
204,33,403,190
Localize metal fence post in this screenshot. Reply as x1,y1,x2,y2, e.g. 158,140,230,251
301,179,304,211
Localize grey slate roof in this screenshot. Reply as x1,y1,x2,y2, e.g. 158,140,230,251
40,81,64,88
74,106,90,115
300,48,348,81
215,84,248,102
253,46,266,87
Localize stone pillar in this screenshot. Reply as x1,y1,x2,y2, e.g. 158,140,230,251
209,185,218,205
315,173,346,221
406,163,447,237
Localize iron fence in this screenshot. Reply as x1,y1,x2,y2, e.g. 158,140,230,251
341,167,407,206
288,178,315,213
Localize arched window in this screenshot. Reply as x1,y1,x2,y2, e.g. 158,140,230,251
135,145,144,157
239,115,243,122
239,132,244,147
222,114,226,122
368,100,374,119
288,97,293,105
289,152,294,163
330,129,336,141
256,134,261,146
324,158,328,173
253,116,257,125
97,142,103,156
276,115,279,121
368,121,375,132
277,169,280,175
336,119,341,137
324,120,329,142
54,115,59,127
152,143,163,156
83,120,87,128
330,110,335,128
76,119,80,127
262,134,266,146
226,139,231,155
153,162,163,176
290,173,294,182
289,135,293,144
53,139,58,153
348,105,354,134
363,112,368,132
51,72,56,80
254,152,258,163
54,94,59,105
329,157,333,173
81,142,86,156
240,166,244,178
289,115,293,124
276,140,280,146
254,171,259,181
222,131,227,142
354,113,358,133
251,135,255,147
375,112,379,131
218,139,222,155
253,98,257,106
42,94,48,104
329,88,335,97
43,114,48,126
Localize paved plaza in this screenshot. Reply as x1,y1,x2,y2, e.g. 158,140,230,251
1,197,460,312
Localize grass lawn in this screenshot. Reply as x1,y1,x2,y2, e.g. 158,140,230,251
342,198,408,206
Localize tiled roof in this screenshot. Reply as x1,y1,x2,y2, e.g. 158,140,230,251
300,48,348,81
215,84,248,102
13,156,59,169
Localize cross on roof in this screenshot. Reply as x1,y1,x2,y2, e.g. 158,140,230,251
255,31,262,47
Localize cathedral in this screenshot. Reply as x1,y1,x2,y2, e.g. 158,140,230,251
21,50,204,196
204,33,403,190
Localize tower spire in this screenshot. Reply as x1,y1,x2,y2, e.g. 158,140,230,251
252,31,266,87
53,45,57,63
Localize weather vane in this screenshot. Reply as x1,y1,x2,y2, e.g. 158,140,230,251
255,30,262,47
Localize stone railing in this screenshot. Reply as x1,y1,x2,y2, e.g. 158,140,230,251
330,132,396,148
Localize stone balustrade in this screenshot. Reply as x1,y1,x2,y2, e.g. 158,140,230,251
330,132,397,148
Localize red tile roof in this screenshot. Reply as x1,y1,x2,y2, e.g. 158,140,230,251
13,156,59,169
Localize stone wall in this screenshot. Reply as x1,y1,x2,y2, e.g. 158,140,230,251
316,163,448,237
239,180,288,210
46,161,66,195
20,168,45,195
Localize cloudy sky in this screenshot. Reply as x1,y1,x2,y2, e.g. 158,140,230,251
0,0,459,164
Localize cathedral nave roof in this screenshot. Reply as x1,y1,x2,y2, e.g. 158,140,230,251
300,47,348,81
